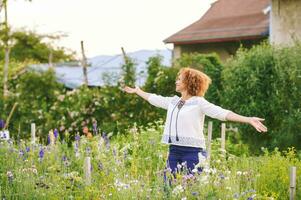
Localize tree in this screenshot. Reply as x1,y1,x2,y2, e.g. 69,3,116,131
0,30,74,63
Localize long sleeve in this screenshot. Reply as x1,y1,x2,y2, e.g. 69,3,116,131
147,94,174,110
199,98,230,121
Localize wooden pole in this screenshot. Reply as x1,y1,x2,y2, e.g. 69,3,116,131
221,123,226,154
121,47,129,64
48,49,53,69
84,157,92,185
207,121,212,166
31,123,36,144
3,102,18,130
80,41,88,86
290,166,297,200
3,0,10,97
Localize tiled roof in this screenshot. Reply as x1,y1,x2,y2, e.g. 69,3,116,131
164,0,270,44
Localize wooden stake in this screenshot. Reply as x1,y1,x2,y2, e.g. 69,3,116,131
3,102,18,130
207,121,212,166
290,166,296,200
81,41,88,86
221,123,226,153
49,49,53,69
84,157,92,185
31,123,36,144
3,0,10,97
121,47,129,64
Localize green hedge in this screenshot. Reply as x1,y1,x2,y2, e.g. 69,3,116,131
222,42,301,152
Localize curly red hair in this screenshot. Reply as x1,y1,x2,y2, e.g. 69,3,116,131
178,67,212,97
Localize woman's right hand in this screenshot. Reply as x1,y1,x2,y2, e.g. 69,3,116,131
123,86,138,94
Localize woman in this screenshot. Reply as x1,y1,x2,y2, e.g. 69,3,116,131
123,67,267,174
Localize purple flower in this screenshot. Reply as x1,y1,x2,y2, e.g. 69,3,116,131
19,150,24,158
98,162,103,171
92,121,97,134
0,119,5,129
86,147,91,156
26,147,30,152
47,135,50,145
39,148,44,160
75,134,80,141
54,129,58,138
219,173,225,179
62,155,67,162
123,149,128,160
62,155,70,166
233,193,240,198
102,132,110,149
192,191,199,196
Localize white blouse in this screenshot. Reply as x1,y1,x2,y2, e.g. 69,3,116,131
147,94,230,148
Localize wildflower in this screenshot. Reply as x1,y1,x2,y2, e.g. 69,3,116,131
236,171,242,176
92,120,98,135
75,133,80,141
39,148,45,161
172,185,184,195
6,171,13,183
219,173,225,179
123,149,128,160
226,186,231,190
26,147,30,152
98,162,103,171
19,150,25,158
0,119,5,129
47,134,51,145
86,147,91,156
74,142,80,157
191,191,199,196
181,197,187,200
60,125,65,132
54,129,58,139
233,193,240,199
102,132,110,149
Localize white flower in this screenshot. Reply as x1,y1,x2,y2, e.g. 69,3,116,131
210,168,217,174
237,171,242,176
200,175,209,184
203,167,210,174
172,185,184,195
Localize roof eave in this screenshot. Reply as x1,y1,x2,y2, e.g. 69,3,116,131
164,34,268,45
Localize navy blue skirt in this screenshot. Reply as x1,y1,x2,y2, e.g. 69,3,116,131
167,145,207,174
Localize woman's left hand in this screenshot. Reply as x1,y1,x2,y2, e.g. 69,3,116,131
248,117,267,133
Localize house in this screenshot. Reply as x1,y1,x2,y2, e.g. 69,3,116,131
164,0,270,62
270,0,301,45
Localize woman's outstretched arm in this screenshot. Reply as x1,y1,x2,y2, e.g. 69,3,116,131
226,112,267,133
123,86,151,101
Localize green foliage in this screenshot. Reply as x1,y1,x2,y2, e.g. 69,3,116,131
0,124,300,199
1,69,65,141
222,42,301,152
120,57,136,86
0,30,74,63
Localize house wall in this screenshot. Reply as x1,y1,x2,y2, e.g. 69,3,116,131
173,39,265,62
270,0,301,45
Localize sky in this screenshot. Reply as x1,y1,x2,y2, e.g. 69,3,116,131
8,0,214,58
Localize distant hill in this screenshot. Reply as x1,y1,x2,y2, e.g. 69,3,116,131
30,49,172,89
